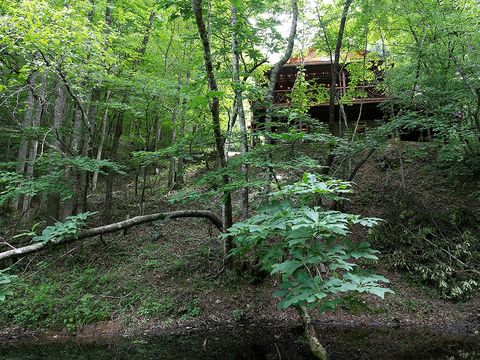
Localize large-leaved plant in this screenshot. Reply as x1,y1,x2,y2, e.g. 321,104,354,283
225,173,392,311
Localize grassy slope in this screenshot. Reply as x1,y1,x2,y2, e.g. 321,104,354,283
1,143,479,336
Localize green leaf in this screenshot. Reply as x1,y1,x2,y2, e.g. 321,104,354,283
368,287,395,299
32,212,97,244
271,260,303,278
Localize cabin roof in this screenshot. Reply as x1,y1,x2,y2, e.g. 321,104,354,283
283,49,368,67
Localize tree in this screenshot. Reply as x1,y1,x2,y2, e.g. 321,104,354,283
225,173,392,359
377,0,480,173
265,0,299,139
230,1,249,219
192,0,234,263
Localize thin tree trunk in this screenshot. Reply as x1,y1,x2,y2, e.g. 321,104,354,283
338,98,348,136
144,98,153,150
475,91,480,138
63,107,83,219
176,87,188,186
265,0,299,138
263,0,298,196
12,74,36,212
351,34,368,142
396,134,406,188
5,137,11,165
46,81,67,222
231,4,249,219
192,0,233,264
71,107,83,154
92,90,111,191
138,166,148,214
317,0,353,175
76,0,107,210
163,22,176,77
154,113,161,151
22,73,47,221
224,101,235,159
168,103,179,188
91,1,113,193
160,18,176,182
176,68,191,187
104,111,123,223
329,0,353,134
78,88,100,213
408,25,427,100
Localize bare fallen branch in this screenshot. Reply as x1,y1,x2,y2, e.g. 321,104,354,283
0,210,223,261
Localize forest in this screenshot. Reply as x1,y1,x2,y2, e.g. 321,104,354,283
0,0,479,359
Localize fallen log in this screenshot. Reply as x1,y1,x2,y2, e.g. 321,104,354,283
0,210,223,261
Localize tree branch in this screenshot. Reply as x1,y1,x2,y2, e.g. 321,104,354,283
0,210,223,261
347,147,376,182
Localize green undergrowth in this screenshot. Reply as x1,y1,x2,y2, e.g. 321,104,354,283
0,226,223,332
356,145,480,300
371,200,480,300
2,143,479,333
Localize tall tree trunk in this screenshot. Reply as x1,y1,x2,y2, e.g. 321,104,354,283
231,4,249,220
328,0,353,135
12,74,36,212
77,89,100,213
408,25,427,100
176,80,188,187
265,0,299,139
475,91,480,138
63,106,83,219
176,69,191,187
22,73,47,221
262,0,298,195
154,113,161,151
46,81,67,222
192,0,233,264
317,0,353,175
91,1,114,193
168,103,179,188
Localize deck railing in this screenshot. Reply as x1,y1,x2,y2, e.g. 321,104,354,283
273,85,386,106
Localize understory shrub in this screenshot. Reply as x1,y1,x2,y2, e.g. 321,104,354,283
371,196,480,299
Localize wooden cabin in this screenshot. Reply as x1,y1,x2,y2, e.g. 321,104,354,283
252,50,387,134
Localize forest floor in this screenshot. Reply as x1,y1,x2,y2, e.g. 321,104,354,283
1,142,479,345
